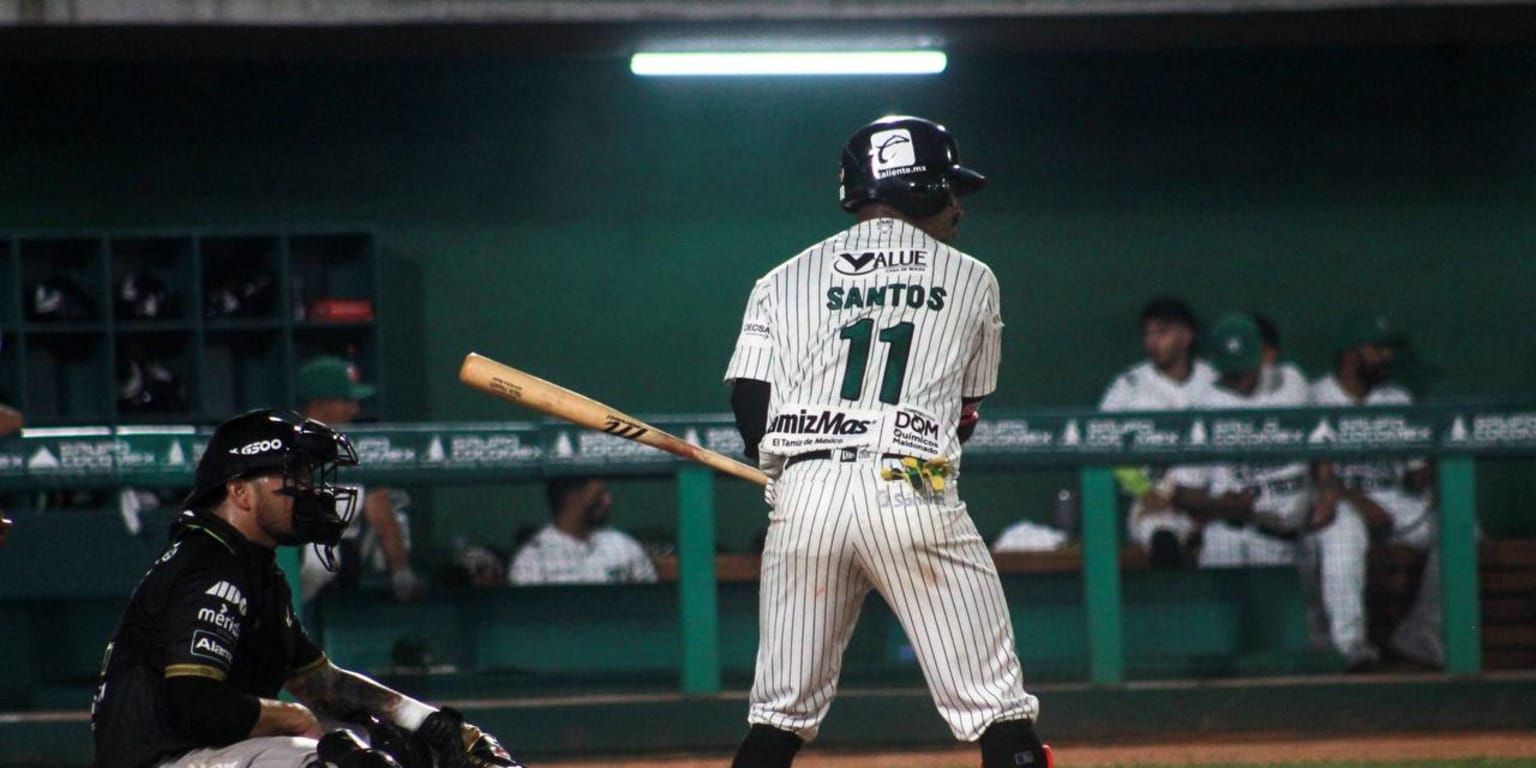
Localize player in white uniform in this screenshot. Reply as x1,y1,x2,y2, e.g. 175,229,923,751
1168,313,1316,567
723,116,1049,768
294,356,421,604
507,476,658,585
1306,316,1442,669
1099,298,1217,566
1252,312,1311,404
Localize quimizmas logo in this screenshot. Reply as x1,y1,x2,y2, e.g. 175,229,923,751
768,409,876,436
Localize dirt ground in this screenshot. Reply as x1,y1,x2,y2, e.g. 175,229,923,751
539,731,1536,767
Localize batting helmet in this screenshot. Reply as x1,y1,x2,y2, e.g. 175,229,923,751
839,115,986,219
184,409,359,562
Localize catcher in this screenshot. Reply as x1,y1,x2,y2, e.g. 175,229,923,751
90,408,524,768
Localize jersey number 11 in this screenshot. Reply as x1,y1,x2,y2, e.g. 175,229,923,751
839,319,913,405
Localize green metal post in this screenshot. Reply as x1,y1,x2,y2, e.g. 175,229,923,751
1438,457,1481,674
677,468,721,693
1080,466,1123,684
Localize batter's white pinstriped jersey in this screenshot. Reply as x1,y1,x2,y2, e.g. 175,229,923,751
726,217,1002,465
723,216,1036,743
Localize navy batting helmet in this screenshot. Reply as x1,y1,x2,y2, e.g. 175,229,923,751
839,115,985,219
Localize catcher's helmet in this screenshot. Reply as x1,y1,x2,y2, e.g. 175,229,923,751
839,115,985,219
185,409,359,565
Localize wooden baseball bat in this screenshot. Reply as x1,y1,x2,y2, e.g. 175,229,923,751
459,352,769,486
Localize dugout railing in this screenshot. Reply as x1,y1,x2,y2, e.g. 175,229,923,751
0,404,1531,696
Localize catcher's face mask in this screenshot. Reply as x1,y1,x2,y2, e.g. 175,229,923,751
279,419,360,571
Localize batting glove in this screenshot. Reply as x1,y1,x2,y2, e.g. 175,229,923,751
758,452,786,480
418,707,525,768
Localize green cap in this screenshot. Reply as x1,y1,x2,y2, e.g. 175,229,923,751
296,356,376,403
1335,314,1405,354
1207,312,1263,376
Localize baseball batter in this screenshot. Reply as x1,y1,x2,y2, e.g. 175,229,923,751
723,116,1049,768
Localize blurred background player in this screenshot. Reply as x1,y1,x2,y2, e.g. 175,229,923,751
507,476,657,585
1306,315,1444,671
90,409,520,768
296,355,422,603
1252,312,1310,402
0,341,23,550
1168,313,1316,567
1099,297,1215,566
0,402,21,437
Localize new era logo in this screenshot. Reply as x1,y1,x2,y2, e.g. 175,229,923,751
204,581,248,616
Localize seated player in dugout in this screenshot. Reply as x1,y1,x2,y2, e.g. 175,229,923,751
90,409,522,768
1166,313,1317,568
506,476,658,585
1306,315,1444,671
1099,297,1216,567
295,355,423,604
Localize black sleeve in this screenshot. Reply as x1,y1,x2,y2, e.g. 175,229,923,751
162,559,248,683
164,675,261,743
730,379,771,461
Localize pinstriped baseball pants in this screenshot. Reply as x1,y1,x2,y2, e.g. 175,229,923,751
747,457,1039,742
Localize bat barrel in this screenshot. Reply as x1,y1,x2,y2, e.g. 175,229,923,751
460,352,769,486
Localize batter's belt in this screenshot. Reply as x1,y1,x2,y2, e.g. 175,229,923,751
784,449,915,469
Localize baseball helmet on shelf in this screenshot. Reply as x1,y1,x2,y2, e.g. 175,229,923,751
114,272,177,320
839,115,986,219
204,264,277,319
117,357,189,414
183,409,359,565
27,276,97,322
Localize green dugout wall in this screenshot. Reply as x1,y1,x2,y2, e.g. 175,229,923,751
3,45,1536,550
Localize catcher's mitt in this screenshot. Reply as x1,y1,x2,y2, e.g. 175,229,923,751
358,714,434,768
418,707,525,768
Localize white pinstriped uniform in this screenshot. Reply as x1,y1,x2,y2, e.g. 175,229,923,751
1099,360,1217,549
725,217,1038,743
1304,375,1442,666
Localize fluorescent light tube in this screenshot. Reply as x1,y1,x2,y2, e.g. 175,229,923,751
631,50,947,77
